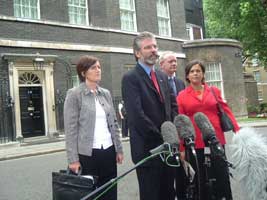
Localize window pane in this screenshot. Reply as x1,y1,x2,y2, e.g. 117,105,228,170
31,7,37,18
30,0,35,6
14,4,20,17
13,0,39,19
119,0,136,31
80,0,86,6
206,62,222,91
68,0,88,25
157,0,171,36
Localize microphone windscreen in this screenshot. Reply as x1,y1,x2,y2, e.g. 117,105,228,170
229,127,267,200
193,112,215,141
173,114,195,139
161,121,180,145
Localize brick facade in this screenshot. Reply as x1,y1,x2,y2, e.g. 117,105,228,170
0,0,246,142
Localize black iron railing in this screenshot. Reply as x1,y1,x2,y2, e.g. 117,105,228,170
0,78,15,143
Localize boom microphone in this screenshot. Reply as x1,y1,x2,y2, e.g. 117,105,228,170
174,114,196,156
150,121,180,155
229,127,267,200
150,121,180,167
161,121,180,150
193,112,225,158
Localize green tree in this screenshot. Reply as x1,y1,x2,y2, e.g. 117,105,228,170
204,0,267,65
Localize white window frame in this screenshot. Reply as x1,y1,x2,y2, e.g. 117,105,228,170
68,0,89,25
186,23,203,40
119,0,137,32
14,0,40,20
156,0,172,37
205,62,225,98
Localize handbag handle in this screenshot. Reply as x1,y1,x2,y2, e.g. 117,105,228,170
210,87,224,114
67,166,82,176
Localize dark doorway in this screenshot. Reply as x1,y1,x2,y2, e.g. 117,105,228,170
19,87,45,137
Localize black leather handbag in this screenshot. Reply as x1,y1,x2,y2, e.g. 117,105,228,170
52,168,96,200
210,87,234,132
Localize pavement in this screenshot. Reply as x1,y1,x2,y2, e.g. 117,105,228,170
0,134,130,161
0,120,266,161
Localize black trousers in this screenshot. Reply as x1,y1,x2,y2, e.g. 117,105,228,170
190,149,232,200
136,158,175,200
121,118,128,137
79,145,117,200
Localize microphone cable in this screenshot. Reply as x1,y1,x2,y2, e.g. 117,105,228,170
157,143,180,167
164,153,180,168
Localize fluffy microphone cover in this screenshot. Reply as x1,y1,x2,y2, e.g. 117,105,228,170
229,127,267,200
161,121,179,145
174,114,195,139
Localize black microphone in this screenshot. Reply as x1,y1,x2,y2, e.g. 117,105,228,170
150,121,180,162
174,114,196,156
193,112,225,158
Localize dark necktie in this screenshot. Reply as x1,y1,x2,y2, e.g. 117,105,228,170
169,77,177,96
150,70,162,101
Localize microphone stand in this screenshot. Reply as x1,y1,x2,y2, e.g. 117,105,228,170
80,151,170,200
203,146,235,200
203,147,216,200
184,150,195,200
185,146,201,200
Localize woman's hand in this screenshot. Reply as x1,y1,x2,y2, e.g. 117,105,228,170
69,161,81,174
116,153,124,164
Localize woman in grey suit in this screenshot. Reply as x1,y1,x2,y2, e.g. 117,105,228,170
64,55,123,200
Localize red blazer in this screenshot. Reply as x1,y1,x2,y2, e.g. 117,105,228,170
176,83,240,150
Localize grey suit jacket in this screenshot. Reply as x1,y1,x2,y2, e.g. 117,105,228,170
64,82,123,164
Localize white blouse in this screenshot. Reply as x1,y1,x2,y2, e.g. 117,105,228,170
92,96,113,149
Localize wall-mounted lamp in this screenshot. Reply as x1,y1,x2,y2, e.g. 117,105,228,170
33,53,45,70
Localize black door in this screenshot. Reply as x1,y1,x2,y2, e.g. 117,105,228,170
19,87,45,137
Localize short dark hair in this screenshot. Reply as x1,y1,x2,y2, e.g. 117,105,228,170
133,31,155,61
185,59,206,83
76,55,99,82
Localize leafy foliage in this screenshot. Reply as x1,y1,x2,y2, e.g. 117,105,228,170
204,0,267,65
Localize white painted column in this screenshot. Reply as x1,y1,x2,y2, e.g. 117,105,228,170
10,64,23,138
44,63,57,136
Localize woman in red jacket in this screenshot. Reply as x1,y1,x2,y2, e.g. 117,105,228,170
176,59,240,200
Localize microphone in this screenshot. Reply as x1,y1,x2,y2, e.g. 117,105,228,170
161,121,180,156
229,127,267,200
193,112,225,158
149,121,180,164
174,114,196,156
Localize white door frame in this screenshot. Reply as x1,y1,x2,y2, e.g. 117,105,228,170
7,58,57,138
